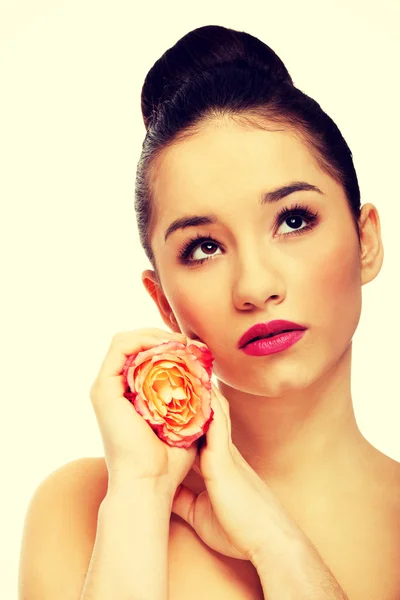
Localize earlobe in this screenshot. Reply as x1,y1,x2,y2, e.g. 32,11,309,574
359,204,384,285
142,269,181,333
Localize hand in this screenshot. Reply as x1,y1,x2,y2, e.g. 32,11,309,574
90,328,198,497
171,382,286,562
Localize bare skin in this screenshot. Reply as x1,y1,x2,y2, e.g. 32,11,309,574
72,117,400,599
82,452,400,599
176,447,400,600
136,116,399,597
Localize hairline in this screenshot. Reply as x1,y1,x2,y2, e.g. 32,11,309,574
144,110,359,284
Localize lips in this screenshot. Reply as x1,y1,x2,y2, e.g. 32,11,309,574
238,320,307,349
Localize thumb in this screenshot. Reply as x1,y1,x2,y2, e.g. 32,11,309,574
192,451,202,477
171,484,197,527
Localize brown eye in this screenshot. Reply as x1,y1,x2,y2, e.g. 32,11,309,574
178,234,223,266
191,241,221,261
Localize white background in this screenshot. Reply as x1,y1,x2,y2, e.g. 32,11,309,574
1,0,399,597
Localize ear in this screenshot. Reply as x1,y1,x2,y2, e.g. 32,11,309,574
142,269,182,333
359,203,384,286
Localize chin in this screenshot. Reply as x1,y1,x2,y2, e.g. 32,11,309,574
212,354,318,396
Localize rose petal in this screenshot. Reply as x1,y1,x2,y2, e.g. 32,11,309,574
122,338,215,447
152,379,173,404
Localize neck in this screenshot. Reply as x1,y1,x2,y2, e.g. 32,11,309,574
217,343,373,498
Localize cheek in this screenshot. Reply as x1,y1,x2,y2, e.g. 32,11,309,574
310,235,362,333
168,283,220,336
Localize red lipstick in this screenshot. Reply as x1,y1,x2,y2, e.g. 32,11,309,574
238,320,307,356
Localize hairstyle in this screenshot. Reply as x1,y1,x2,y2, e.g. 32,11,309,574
135,25,361,283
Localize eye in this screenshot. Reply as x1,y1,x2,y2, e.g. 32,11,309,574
178,234,222,266
274,203,319,236
277,213,310,235
178,202,319,266
191,241,222,262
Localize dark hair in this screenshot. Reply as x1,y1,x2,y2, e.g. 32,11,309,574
135,25,361,283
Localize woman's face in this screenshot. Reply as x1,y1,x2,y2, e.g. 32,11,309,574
146,118,365,396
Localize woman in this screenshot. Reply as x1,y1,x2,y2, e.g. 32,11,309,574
19,25,400,600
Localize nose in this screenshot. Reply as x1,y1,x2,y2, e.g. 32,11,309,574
231,247,285,311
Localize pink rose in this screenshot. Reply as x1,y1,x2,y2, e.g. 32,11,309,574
122,339,214,448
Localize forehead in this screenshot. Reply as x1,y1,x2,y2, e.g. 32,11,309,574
150,119,329,230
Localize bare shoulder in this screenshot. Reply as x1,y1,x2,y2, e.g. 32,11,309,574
18,457,109,600
20,457,262,599
366,444,400,508
82,454,400,599
20,454,400,600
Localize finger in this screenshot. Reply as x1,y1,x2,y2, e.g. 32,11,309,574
193,451,200,472
91,331,186,402
201,383,232,457
211,382,230,417
171,484,198,528
98,330,187,379
211,382,232,440
210,385,250,466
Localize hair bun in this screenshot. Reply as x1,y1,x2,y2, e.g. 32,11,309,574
141,25,293,129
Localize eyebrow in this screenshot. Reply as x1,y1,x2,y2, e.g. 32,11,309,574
164,180,324,242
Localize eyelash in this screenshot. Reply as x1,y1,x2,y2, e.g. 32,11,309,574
178,202,319,266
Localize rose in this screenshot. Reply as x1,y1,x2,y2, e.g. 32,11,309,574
121,339,214,448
